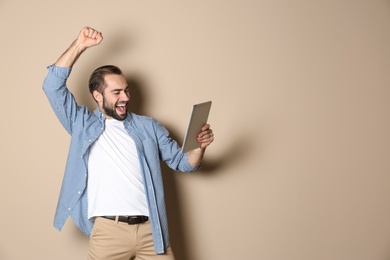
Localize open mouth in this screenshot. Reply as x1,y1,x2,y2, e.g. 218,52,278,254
116,103,127,114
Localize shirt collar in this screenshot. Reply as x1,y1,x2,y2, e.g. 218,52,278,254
92,107,132,124
93,108,106,123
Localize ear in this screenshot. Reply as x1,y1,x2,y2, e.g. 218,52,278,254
93,90,103,102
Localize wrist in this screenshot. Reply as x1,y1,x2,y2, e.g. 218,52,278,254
72,40,88,53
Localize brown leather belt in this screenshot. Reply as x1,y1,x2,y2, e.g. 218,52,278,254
102,215,149,225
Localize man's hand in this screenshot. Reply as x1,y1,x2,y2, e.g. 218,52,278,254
196,124,214,150
55,26,103,68
188,124,214,167
75,26,103,49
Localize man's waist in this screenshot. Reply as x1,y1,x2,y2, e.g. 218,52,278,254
101,215,149,225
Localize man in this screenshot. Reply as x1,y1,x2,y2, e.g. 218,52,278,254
43,26,214,260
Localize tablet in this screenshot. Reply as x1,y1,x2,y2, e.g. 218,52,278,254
181,101,212,153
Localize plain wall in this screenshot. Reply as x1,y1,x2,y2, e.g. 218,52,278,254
1,1,390,259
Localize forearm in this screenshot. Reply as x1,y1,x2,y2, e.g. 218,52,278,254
54,26,103,68
188,148,206,167
55,40,87,68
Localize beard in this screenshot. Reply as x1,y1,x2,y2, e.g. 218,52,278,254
102,96,128,121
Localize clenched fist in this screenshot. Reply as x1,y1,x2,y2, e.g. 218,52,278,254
54,26,103,67
76,26,103,49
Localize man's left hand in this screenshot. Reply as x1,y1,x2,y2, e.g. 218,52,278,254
197,124,214,149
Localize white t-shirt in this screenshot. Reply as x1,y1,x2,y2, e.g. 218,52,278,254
87,119,149,219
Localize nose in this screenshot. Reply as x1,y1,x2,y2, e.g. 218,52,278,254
121,91,130,101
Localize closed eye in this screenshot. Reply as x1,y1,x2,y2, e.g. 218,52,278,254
111,87,129,95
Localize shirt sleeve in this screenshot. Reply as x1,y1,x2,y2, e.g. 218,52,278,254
154,119,200,173
42,64,81,135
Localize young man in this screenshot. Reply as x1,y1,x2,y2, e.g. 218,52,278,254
43,26,214,260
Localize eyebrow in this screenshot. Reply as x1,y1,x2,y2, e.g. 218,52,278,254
110,86,129,92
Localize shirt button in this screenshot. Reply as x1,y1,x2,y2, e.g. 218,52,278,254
78,191,81,194
68,208,71,211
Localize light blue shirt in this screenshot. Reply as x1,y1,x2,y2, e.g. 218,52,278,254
43,65,199,254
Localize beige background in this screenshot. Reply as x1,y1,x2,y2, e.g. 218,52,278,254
1,0,390,259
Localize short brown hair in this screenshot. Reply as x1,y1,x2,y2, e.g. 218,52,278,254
89,65,123,95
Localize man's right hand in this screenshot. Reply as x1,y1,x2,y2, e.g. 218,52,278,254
54,26,103,68
76,26,103,49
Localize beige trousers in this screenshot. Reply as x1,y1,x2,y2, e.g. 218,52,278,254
88,217,175,260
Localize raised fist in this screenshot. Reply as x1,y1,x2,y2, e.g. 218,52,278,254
76,26,103,48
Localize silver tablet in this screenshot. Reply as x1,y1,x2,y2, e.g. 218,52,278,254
181,101,212,153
